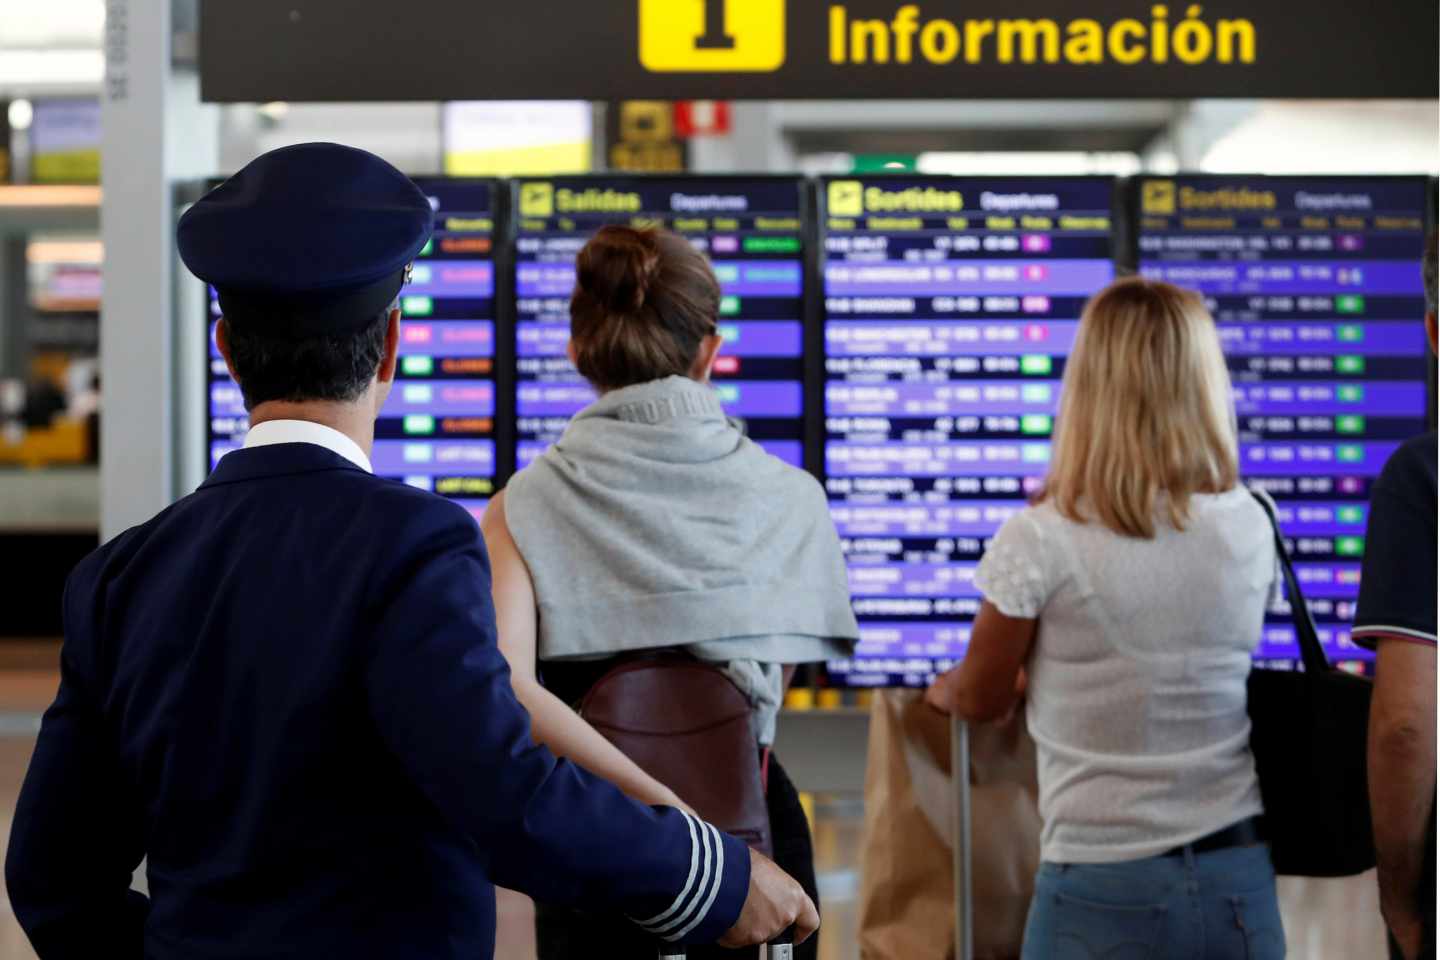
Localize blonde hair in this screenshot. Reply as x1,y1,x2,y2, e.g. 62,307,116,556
1042,277,1239,539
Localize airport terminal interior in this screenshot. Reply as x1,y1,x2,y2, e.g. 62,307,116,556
0,2,1437,958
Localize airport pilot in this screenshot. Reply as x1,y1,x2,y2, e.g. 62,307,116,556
4,142,816,959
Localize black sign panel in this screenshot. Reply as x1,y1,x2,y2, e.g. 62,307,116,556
200,0,1438,102
510,175,810,472
819,175,1117,687
1133,175,1434,672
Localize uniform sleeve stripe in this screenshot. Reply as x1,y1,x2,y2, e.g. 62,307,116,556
669,823,727,942
1352,625,1438,644
633,811,702,929
650,819,715,938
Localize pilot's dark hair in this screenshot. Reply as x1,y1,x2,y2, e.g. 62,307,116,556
222,304,391,410
569,226,721,392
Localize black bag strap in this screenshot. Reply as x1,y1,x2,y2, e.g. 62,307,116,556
1249,489,1332,675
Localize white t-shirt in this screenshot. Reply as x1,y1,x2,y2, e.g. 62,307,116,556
974,488,1275,864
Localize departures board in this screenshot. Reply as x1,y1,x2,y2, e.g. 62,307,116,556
198,172,1435,686
820,176,1118,687
1136,176,1434,670
206,178,500,523
511,176,810,471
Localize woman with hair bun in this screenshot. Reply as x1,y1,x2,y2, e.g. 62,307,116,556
482,225,858,959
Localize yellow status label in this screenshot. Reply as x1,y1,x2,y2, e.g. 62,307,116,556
519,182,555,217
828,180,864,217
639,0,786,73
1142,180,1176,215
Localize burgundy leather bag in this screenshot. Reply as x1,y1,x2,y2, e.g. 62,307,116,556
578,655,773,856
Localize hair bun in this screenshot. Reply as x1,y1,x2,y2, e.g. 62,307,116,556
569,225,724,391
576,225,663,314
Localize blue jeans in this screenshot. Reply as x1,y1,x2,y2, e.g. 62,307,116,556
1023,844,1285,960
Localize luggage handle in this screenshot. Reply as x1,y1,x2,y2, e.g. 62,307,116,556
952,715,974,960
1248,489,1331,676
657,928,795,959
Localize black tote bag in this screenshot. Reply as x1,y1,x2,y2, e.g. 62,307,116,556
1247,490,1375,877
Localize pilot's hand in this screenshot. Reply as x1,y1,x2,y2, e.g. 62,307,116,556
718,848,819,947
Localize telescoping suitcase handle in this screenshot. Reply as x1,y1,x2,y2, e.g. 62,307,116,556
658,927,795,959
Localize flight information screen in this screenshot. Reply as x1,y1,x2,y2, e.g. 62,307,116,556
206,178,499,521
1137,176,1432,669
821,176,1116,687
512,176,808,469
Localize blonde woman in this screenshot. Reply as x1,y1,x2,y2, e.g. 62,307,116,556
926,278,1284,959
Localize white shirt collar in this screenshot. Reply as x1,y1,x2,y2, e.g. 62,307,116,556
243,419,373,473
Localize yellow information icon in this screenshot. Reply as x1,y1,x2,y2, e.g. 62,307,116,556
828,181,864,218
520,182,554,217
639,0,786,73
1142,180,1177,215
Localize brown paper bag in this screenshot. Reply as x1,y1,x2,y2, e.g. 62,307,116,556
967,704,1043,956
858,690,1042,960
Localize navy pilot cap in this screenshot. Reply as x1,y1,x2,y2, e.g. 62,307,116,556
178,142,435,338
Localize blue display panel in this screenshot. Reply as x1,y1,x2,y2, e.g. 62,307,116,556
820,176,1116,687
511,177,808,470
1136,176,1432,671
206,178,498,522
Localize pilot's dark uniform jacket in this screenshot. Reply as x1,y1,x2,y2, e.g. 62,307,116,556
4,143,750,959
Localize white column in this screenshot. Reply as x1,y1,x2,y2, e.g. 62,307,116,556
731,102,795,172
100,0,217,540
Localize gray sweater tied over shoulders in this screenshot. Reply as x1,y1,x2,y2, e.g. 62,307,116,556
504,375,858,741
